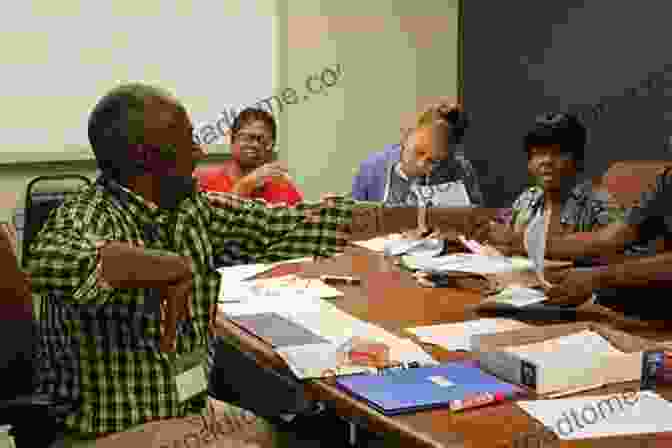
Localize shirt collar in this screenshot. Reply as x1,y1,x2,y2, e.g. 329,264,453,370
395,162,410,181
117,184,160,211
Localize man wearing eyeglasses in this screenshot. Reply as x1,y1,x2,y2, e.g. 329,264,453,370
196,107,304,206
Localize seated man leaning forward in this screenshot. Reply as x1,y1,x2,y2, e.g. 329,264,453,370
481,112,624,255
351,103,484,207
195,107,303,206
24,83,357,442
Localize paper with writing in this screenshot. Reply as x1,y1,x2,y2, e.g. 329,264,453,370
517,391,672,440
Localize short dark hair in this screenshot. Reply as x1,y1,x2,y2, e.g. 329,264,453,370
417,104,470,144
231,107,277,144
524,112,586,168
88,83,174,182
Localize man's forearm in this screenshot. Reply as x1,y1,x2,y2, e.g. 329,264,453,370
100,242,192,289
593,251,672,289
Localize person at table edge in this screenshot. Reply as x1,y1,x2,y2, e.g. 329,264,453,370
478,113,671,315
23,83,392,441
542,166,672,315
195,107,303,206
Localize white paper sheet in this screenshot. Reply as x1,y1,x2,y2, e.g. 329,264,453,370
484,286,548,307
275,343,372,379
407,318,530,351
383,238,444,257
353,234,402,252
218,294,323,316
402,253,534,274
414,181,471,207
247,275,344,299
504,330,625,366
217,263,274,283
517,391,672,440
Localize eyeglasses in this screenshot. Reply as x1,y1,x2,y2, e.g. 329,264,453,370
235,132,274,148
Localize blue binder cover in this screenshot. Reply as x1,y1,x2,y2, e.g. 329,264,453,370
335,361,524,415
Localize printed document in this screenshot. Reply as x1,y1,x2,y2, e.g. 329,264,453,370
517,391,672,440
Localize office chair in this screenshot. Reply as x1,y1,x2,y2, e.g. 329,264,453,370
21,175,92,269
0,216,77,447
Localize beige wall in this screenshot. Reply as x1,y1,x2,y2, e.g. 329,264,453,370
0,0,460,221
278,0,460,200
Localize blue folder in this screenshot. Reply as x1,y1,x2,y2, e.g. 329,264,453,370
335,361,524,415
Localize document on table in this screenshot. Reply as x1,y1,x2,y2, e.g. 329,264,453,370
517,391,672,440
219,293,323,316
276,343,372,379
217,256,343,284
217,263,275,283
402,253,534,274
219,274,344,304
383,238,444,257
249,275,344,299
352,234,402,252
407,318,530,351
483,286,548,307
282,298,438,367
276,338,437,380
229,312,330,348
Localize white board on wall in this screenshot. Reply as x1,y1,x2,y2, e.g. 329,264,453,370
0,0,276,164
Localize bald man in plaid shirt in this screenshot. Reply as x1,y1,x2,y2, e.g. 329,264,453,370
25,84,376,446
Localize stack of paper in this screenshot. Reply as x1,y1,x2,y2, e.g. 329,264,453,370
407,319,530,351
517,391,672,440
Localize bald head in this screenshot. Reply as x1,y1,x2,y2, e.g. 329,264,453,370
88,83,185,183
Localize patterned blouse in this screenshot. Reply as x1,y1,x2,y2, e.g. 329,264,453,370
508,180,625,233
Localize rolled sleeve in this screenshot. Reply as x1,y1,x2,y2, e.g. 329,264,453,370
206,192,353,262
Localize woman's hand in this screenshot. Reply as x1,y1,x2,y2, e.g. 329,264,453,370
542,269,602,306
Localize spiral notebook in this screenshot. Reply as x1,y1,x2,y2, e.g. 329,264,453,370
335,360,524,415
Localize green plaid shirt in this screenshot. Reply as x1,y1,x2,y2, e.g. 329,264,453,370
26,176,352,435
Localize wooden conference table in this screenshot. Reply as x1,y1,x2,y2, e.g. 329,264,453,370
214,248,672,448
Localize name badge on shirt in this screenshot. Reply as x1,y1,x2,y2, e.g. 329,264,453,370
173,348,208,402
176,363,208,402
